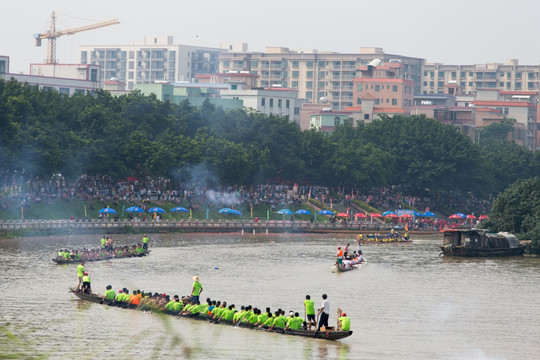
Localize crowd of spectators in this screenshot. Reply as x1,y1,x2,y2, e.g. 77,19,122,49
0,175,491,219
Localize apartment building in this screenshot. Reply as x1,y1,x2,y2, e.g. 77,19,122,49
80,36,224,90
422,59,540,95
219,46,424,110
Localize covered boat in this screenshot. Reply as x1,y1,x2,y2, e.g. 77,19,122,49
70,290,353,341
440,229,526,257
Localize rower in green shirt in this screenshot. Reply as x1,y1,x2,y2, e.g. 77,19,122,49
337,308,350,331
284,312,303,331
103,285,116,301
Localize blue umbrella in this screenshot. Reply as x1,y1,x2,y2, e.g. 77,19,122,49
126,206,144,213
382,211,396,216
148,207,165,213
170,207,188,213
98,207,117,214
318,210,334,215
423,211,436,217
455,213,466,218
277,209,293,215
218,208,242,216
295,209,312,215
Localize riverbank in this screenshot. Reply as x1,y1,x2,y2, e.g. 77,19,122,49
0,218,436,238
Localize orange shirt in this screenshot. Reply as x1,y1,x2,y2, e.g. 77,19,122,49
129,294,141,305
337,250,344,257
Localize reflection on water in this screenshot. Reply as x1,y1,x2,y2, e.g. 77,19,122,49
1,233,540,359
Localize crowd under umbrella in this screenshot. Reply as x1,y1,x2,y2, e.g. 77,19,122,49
449,213,465,219
423,211,436,217
125,206,144,213
401,214,413,219
218,208,242,216
277,209,293,215
295,209,312,216
370,212,382,218
318,210,335,216
479,215,489,220
98,207,117,214
382,211,396,216
354,212,367,219
336,212,349,218
170,207,188,213
147,207,166,214
385,213,399,218
466,214,477,220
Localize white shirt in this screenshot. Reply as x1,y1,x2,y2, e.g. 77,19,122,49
322,299,330,314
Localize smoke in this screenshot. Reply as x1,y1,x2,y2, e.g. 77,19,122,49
206,190,240,207
170,162,219,188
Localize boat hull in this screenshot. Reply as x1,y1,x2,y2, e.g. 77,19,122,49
53,252,148,264
440,245,526,257
70,290,353,341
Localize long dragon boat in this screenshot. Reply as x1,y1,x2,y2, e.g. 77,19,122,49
53,247,149,264
70,290,353,341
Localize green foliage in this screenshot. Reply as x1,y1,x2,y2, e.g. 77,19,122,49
484,177,540,254
479,118,516,145
351,199,380,214
1,79,540,199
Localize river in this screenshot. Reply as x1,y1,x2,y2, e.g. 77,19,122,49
0,233,539,359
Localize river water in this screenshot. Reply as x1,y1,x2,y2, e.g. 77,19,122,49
0,233,539,360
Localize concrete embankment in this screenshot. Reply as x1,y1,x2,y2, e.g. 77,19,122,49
0,219,438,237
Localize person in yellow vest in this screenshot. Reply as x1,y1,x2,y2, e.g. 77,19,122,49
337,308,350,332
304,295,316,330
100,235,107,248
142,234,149,252
191,276,203,303
76,261,85,292
82,272,92,294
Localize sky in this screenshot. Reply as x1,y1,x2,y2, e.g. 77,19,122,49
3,0,540,74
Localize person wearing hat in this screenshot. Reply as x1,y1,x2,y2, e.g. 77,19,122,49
337,308,350,331
336,247,343,259
81,272,92,294
191,276,203,303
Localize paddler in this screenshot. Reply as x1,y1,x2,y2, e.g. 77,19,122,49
81,272,92,294
76,261,85,292
337,308,350,332
103,285,116,301
284,312,303,331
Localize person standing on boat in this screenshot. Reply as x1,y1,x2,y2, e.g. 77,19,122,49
76,261,85,292
356,234,363,255
343,243,350,258
142,234,149,252
100,235,107,248
191,276,203,303
317,294,330,331
304,295,316,330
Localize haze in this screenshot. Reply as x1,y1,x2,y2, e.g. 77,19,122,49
3,0,540,74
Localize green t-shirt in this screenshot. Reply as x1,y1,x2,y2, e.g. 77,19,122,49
192,281,202,296
172,302,183,312
165,301,175,311
190,304,204,314
58,251,64,258
247,313,258,323
273,315,286,328
258,313,269,324
339,316,350,331
142,236,148,244
115,293,123,301
104,289,116,300
183,304,194,312
304,299,315,315
222,309,236,321
289,317,303,330
82,275,90,283
77,264,85,277
263,317,274,326
100,238,106,247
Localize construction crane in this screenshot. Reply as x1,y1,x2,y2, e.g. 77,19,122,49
34,11,119,64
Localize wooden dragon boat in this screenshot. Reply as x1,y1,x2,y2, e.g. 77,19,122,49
70,290,353,341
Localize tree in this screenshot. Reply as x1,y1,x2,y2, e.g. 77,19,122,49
479,118,516,145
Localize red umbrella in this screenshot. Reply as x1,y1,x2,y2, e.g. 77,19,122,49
336,212,350,217
449,214,463,219
385,213,398,218
466,215,476,220
354,213,367,218
479,215,489,220
401,214,413,218
370,213,382,218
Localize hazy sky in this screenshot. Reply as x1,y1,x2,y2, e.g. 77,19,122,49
3,0,540,74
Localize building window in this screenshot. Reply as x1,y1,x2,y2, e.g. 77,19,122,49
318,61,325,68
318,71,325,78
375,99,380,105
291,81,298,88
223,60,229,67
286,100,290,108
356,98,361,104
357,84,363,91
438,71,444,78
507,72,511,78
334,117,341,126
460,72,465,78
292,71,299,79
306,81,313,89
270,98,274,107
375,85,380,91
451,72,456,78
392,85,398,92
392,99,397,105
318,81,325,88
306,61,313,69
306,91,312,98
364,114,369,120
516,72,522,79
128,72,134,79
292,61,299,68
262,98,265,106
278,99,282,108
306,71,313,78
90,69,98,82
59,88,70,95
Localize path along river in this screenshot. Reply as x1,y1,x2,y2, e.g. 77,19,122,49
1,233,539,360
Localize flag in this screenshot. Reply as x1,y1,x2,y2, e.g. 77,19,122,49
84,205,87,217
405,223,409,232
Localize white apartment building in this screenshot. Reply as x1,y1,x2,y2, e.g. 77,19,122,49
80,36,225,90
219,47,424,110
422,59,540,95
1,55,101,95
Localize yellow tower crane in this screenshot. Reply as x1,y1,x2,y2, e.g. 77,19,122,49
34,11,119,64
